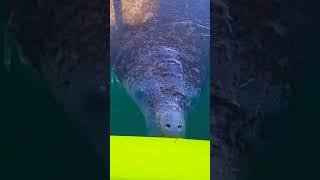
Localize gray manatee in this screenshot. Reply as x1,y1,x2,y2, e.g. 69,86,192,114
110,0,210,137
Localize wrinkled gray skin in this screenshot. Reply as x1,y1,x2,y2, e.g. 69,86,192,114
111,0,210,137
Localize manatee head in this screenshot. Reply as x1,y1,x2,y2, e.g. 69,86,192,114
128,79,189,138
117,45,201,138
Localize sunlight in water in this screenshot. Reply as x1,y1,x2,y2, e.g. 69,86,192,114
110,0,115,27
110,0,158,27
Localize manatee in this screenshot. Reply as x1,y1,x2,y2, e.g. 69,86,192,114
110,0,210,137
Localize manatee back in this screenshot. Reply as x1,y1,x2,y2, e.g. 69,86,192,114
110,0,210,66
155,0,210,28
110,0,209,29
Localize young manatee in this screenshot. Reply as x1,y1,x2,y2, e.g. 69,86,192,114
110,0,210,137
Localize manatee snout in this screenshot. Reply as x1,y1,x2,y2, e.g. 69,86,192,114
157,108,186,138
130,83,188,138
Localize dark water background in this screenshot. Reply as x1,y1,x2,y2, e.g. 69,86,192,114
0,48,105,179
246,3,320,179
0,3,105,179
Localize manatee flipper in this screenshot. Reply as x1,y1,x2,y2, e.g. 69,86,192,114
110,68,120,84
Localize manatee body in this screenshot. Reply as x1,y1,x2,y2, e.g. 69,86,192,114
111,0,210,137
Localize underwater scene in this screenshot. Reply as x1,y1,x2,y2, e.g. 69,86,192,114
0,1,107,179
2,0,319,180
0,45,106,179
110,0,210,139
109,0,211,179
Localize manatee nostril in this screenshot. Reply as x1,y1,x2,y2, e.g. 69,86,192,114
178,125,182,129
165,124,171,128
